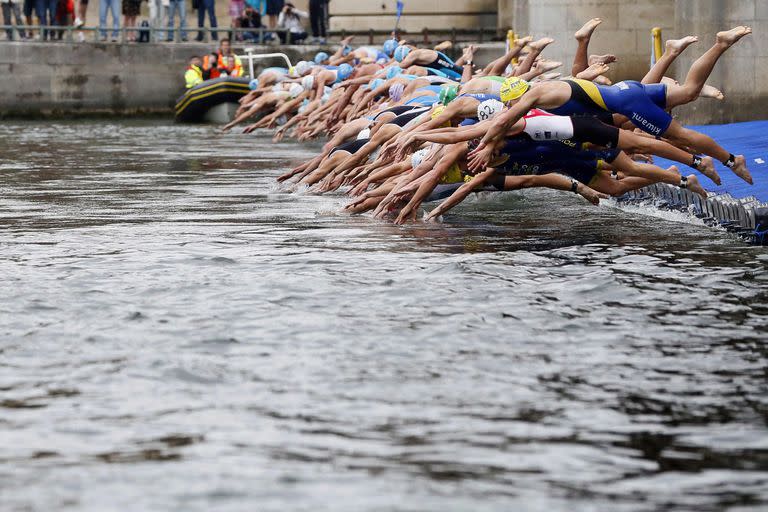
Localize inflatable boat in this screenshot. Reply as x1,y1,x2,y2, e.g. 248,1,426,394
174,77,252,123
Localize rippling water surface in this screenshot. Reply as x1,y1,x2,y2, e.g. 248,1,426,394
1,120,767,511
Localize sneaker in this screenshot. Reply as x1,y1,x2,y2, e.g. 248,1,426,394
73,17,84,28
111,36,118,42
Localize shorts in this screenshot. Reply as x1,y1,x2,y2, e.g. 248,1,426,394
23,0,36,17
602,80,671,136
265,0,283,16
570,117,620,148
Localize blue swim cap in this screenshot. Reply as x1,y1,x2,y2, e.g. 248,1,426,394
368,78,385,90
386,66,403,80
394,45,411,62
382,39,398,57
314,51,329,64
342,45,351,56
248,78,259,90
337,63,354,80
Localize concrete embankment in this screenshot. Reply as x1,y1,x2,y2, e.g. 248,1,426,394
2,38,767,124
0,42,323,117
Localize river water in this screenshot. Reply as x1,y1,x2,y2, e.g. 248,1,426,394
1,120,767,511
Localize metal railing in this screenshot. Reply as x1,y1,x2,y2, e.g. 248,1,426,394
0,25,293,44
1,25,501,46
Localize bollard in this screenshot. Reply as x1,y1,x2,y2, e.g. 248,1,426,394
650,27,662,66
507,29,518,65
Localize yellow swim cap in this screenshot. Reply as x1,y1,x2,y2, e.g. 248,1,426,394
500,77,530,103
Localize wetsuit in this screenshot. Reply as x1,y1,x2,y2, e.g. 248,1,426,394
549,79,671,136
423,51,464,80
329,138,370,156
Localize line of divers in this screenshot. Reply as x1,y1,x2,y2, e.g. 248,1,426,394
225,22,755,224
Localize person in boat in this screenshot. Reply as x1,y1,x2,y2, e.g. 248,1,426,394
203,38,243,79
184,56,205,89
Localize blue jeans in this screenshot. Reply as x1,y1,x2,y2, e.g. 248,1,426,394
36,0,57,39
197,0,217,39
167,0,187,41
99,0,119,39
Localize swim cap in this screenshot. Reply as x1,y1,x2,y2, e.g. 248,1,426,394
393,45,411,62
289,83,304,98
337,63,354,80
248,78,259,90
356,127,371,140
324,86,333,97
367,78,385,91
431,105,445,120
342,45,351,56
293,60,312,77
298,98,310,114
389,83,405,101
314,52,329,64
499,77,530,103
383,39,398,57
386,66,403,80
476,99,505,121
271,83,284,92
411,148,429,168
301,75,315,91
438,84,459,105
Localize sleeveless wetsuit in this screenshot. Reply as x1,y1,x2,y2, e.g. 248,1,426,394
423,51,464,80
550,79,671,136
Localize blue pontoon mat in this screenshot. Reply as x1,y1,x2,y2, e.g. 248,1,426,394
654,120,768,200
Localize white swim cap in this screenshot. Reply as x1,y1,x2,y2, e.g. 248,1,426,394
301,75,315,91
477,99,505,121
411,148,429,169
293,61,312,77
289,83,304,99
271,83,284,92
356,128,371,140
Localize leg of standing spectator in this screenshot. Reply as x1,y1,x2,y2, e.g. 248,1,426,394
99,0,108,39
309,0,319,40
12,2,24,40
208,0,216,40
166,0,175,41
178,0,186,40
2,3,12,40
320,0,327,40
109,0,118,40
196,0,204,40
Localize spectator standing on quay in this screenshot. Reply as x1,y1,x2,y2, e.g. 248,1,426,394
72,0,85,27
99,0,120,41
39,0,58,40
21,0,39,38
166,0,187,41
148,0,167,41
1,0,24,40
264,0,281,29
122,0,139,41
195,0,216,41
308,0,327,44
54,0,72,39
277,2,306,44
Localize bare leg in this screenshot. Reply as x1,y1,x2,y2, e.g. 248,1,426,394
662,121,751,184
482,36,531,76
513,37,554,76
576,63,610,81
665,26,751,107
642,35,698,84
572,18,602,76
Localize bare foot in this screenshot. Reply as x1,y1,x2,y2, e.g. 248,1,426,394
535,60,562,73
529,37,555,52
665,35,698,55
730,154,753,184
716,26,752,47
685,174,708,199
699,84,724,100
575,18,602,41
660,76,680,87
514,36,533,47
541,72,561,80
576,62,610,80
696,156,721,185
593,75,612,85
588,54,617,65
